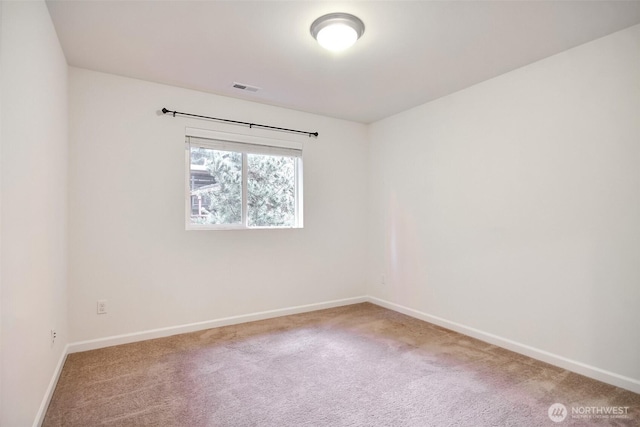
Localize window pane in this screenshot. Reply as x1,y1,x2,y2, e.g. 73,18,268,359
247,154,296,227
190,147,242,225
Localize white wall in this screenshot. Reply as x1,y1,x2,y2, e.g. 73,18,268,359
0,1,69,425
368,24,640,383
68,68,368,342
0,1,4,420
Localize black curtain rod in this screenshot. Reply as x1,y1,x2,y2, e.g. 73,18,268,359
161,108,318,138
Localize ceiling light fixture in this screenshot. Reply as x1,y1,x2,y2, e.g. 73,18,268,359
310,13,365,52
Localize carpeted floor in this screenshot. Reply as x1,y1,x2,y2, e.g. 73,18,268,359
43,303,639,426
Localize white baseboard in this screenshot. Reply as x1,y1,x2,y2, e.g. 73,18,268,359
33,344,69,427
367,296,640,395
68,296,367,354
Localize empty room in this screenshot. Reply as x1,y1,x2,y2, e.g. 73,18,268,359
1,0,640,425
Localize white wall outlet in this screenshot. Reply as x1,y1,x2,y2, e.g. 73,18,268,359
97,299,107,314
51,329,57,345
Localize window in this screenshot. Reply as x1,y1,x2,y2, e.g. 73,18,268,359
186,132,303,230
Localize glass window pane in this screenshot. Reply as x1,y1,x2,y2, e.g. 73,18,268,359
247,154,296,227
190,147,242,225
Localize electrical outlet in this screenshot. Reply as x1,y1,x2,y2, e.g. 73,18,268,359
97,300,107,314
51,329,57,345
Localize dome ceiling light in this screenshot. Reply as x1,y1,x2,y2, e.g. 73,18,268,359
310,13,365,52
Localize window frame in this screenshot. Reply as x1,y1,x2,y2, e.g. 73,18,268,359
185,128,304,231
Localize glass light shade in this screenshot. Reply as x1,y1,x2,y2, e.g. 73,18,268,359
316,24,358,52
310,13,365,52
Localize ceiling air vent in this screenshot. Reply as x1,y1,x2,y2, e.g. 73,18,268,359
232,82,260,92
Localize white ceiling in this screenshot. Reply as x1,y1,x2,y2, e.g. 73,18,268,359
47,1,640,123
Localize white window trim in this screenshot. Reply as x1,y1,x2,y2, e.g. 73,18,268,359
185,127,304,230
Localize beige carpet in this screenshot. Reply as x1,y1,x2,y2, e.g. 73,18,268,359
44,303,639,426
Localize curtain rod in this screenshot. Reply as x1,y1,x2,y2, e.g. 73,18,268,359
161,108,319,138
